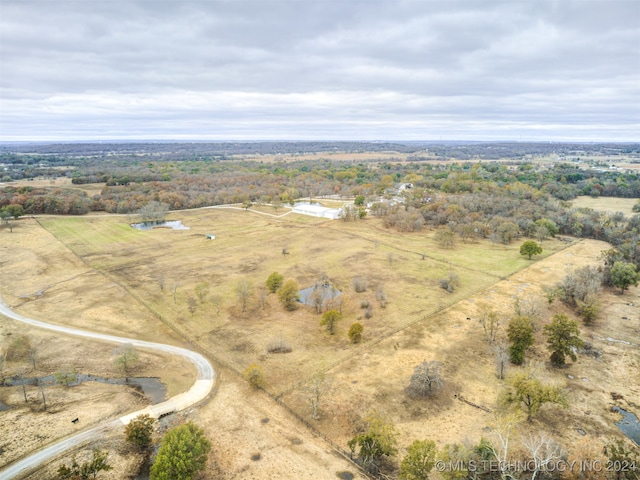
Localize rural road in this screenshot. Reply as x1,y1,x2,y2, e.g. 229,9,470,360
0,297,215,480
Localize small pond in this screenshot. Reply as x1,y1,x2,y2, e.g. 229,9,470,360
298,283,342,306
612,406,640,446
130,220,190,231
2,374,166,404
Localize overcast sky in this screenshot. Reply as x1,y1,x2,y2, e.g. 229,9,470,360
1,0,639,142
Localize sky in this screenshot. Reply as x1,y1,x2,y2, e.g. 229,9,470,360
1,0,639,142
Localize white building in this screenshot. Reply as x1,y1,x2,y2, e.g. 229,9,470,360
292,203,342,220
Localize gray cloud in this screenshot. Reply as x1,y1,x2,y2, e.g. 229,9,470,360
1,0,638,141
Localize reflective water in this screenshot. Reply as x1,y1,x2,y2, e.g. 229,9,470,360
130,220,189,231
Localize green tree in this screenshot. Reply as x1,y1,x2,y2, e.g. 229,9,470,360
519,240,542,260
320,309,341,335
4,204,24,219
242,363,266,389
354,195,366,206
535,218,558,237
502,370,567,421
125,414,156,450
265,272,284,293
278,279,300,311
348,410,398,472
113,343,139,377
507,316,534,365
150,422,211,480
543,314,583,366
610,261,640,293
399,439,437,480
348,322,364,344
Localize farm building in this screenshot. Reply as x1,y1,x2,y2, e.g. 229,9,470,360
291,203,342,220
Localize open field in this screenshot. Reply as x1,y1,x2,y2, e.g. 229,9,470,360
571,195,638,215
1,209,638,478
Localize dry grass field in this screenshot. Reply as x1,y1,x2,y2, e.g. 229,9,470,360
1,207,638,479
571,195,638,215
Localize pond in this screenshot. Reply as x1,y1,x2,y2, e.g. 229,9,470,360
130,220,189,231
298,283,342,306
612,406,640,446
2,374,166,404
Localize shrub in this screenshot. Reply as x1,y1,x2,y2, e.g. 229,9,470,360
348,322,364,344
353,277,367,293
243,364,266,389
266,337,292,354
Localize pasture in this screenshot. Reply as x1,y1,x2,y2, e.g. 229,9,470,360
1,207,638,478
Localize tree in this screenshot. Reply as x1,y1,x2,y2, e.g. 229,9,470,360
406,360,443,397
502,369,567,421
55,367,78,387
605,438,640,480
348,322,364,344
0,209,14,232
4,204,24,219
543,314,583,366
495,344,509,380
136,201,169,223
354,195,366,206
520,240,543,260
265,272,284,293
235,279,253,314
150,422,211,480
399,439,437,480
307,372,328,420
507,316,534,365
610,261,640,293
521,433,562,480
125,414,156,450
242,363,266,389
348,410,398,472
320,309,341,335
435,229,455,249
477,304,500,343
114,343,139,377
194,282,209,303
186,296,197,315
278,279,299,311
57,448,112,479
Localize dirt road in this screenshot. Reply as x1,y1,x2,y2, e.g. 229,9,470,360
0,297,215,480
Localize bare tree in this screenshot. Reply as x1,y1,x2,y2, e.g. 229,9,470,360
114,344,139,378
521,433,563,480
195,282,210,304
38,378,47,411
187,296,198,315
236,279,254,314
157,276,165,291
495,344,509,380
406,361,443,397
513,294,546,324
486,412,523,480
308,373,329,420
172,282,179,304
478,303,500,343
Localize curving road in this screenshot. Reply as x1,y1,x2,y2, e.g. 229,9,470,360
0,297,215,480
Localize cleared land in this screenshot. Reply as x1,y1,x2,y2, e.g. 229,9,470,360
571,195,638,215
1,208,638,478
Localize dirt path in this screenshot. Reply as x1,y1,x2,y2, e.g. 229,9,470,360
0,298,215,480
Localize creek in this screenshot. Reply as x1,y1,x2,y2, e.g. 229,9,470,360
2,374,166,404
